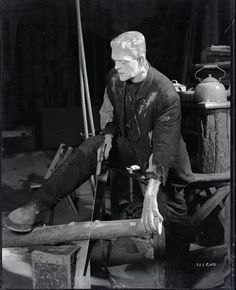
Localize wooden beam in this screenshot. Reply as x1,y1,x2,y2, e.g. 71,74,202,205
191,186,230,228
190,244,228,262
192,171,230,183
3,219,150,248
188,171,230,188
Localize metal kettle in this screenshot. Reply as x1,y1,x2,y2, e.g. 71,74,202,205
194,64,227,103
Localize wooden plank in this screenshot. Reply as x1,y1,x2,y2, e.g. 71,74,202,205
191,186,230,228
2,129,33,138
44,143,68,179
192,171,230,184
185,171,230,189
74,241,91,289
30,144,68,187
3,218,155,248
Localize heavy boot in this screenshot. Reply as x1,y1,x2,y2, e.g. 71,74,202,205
5,135,104,232
5,199,53,232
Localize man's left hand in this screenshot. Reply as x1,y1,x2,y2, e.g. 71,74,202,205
140,175,163,235
141,194,163,235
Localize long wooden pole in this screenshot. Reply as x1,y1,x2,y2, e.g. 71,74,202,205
75,0,95,136
79,56,89,138
3,219,148,248
76,0,95,192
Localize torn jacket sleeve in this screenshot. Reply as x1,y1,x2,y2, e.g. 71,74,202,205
99,88,120,135
152,92,181,185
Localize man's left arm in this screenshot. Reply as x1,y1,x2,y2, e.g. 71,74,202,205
141,89,181,234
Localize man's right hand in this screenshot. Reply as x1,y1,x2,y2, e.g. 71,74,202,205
103,134,113,160
96,134,113,175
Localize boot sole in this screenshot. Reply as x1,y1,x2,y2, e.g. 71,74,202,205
5,208,53,233
5,218,35,233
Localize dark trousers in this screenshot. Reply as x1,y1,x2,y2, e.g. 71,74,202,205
34,135,194,280
35,135,138,207
34,135,104,207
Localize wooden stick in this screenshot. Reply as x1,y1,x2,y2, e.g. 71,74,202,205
75,0,89,139
2,219,150,248
79,53,89,138
74,241,91,289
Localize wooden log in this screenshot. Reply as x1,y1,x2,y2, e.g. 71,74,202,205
200,109,230,173
181,103,230,173
2,219,151,248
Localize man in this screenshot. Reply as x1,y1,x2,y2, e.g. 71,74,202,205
6,31,194,286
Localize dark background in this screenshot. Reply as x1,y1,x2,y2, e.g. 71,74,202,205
1,0,234,149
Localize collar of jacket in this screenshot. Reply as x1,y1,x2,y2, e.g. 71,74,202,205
135,63,154,100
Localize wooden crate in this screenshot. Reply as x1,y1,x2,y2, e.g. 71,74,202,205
32,244,81,289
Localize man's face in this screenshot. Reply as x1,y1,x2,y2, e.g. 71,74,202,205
111,48,141,82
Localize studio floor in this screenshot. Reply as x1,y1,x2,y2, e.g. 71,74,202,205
1,150,232,289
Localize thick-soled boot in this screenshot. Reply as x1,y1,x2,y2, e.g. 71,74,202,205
5,199,53,232
5,135,104,232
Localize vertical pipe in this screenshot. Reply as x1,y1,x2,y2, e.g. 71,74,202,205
75,0,89,138
75,0,95,136
76,0,96,193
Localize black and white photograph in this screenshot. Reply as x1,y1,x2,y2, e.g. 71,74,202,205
1,0,235,289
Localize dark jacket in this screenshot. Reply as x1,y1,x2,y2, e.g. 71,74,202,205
100,66,194,186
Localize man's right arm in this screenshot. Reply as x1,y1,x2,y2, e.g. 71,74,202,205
99,88,114,130
99,88,120,136
98,88,119,161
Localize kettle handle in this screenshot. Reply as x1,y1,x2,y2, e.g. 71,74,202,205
194,64,226,82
